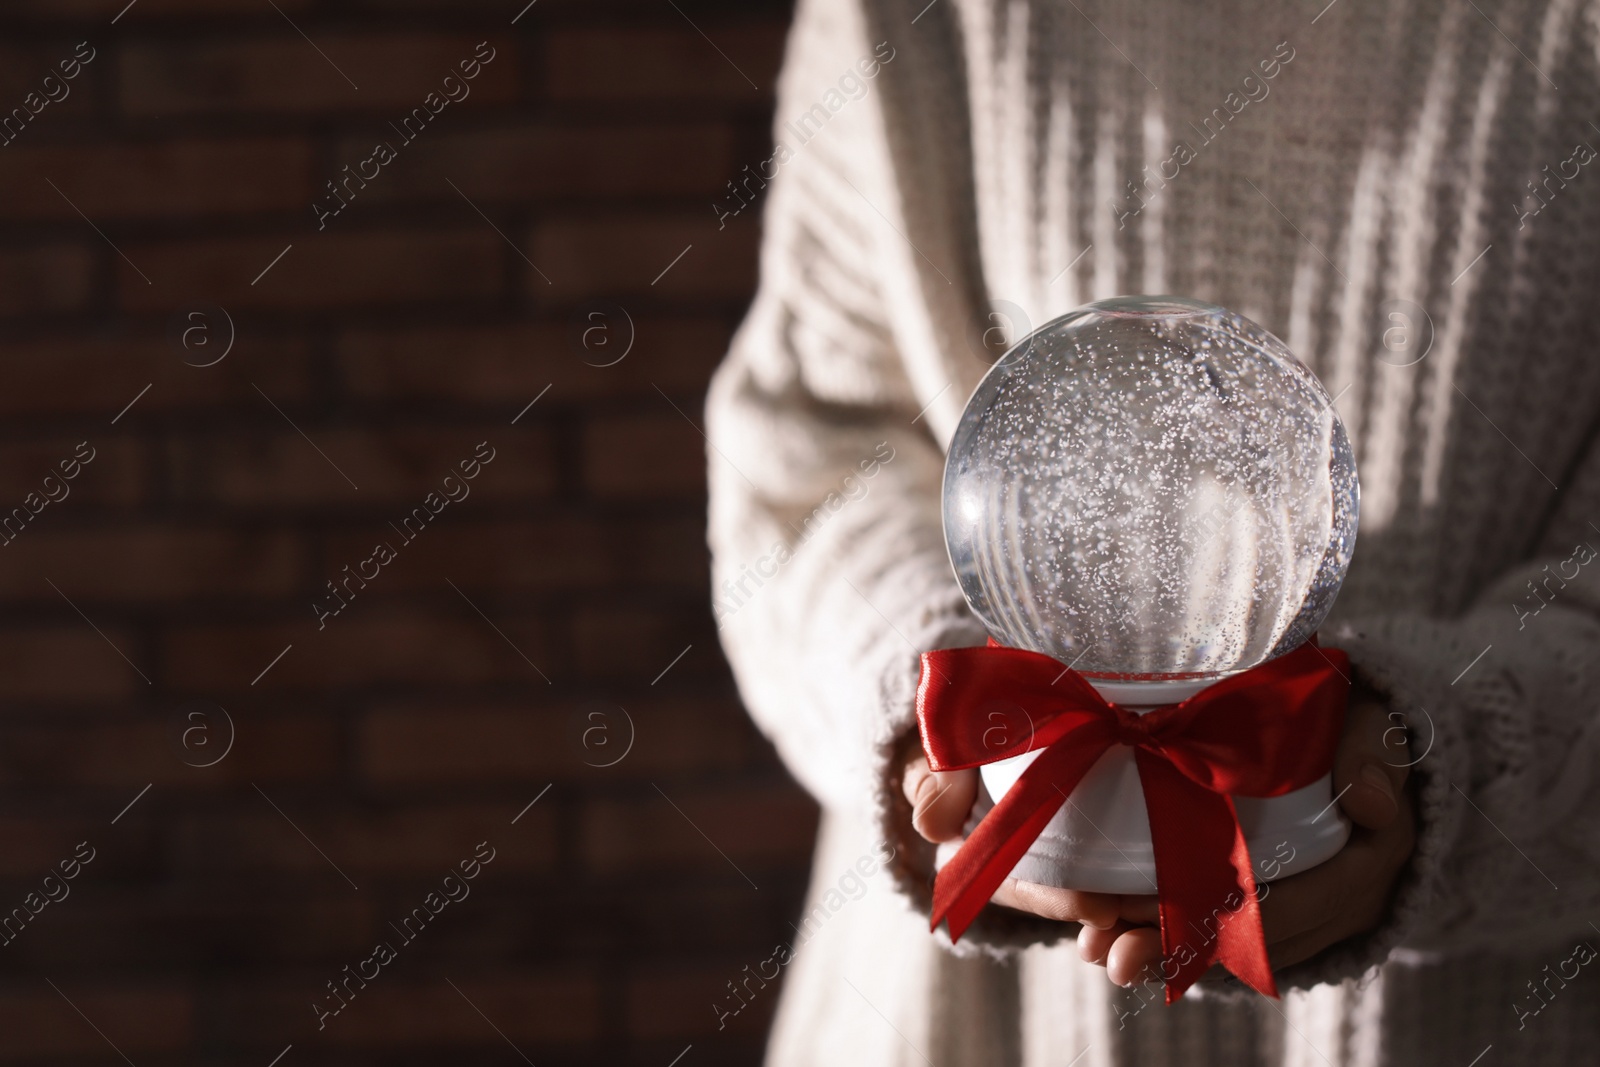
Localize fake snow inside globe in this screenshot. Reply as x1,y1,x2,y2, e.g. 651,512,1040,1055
942,295,1360,893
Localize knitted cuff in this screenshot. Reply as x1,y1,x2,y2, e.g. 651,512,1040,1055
1265,615,1471,993
869,616,1077,960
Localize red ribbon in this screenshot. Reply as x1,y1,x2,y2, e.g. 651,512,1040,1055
917,639,1348,1002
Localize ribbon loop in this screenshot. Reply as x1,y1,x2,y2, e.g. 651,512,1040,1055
916,640,1348,1003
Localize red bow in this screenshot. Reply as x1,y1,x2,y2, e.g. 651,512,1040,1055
917,640,1348,1002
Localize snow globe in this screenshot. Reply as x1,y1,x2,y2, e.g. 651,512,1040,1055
942,295,1359,893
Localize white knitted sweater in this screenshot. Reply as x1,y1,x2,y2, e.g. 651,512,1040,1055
706,0,1600,1063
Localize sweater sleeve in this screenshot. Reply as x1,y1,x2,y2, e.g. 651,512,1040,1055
1277,477,1600,989
707,0,1078,954
705,0,986,823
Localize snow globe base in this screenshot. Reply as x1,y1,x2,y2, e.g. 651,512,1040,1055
972,675,1350,895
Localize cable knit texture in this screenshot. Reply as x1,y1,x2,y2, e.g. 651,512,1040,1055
706,0,1600,1063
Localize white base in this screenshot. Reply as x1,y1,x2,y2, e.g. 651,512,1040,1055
974,677,1349,894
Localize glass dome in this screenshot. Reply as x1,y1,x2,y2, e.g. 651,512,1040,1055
943,296,1358,679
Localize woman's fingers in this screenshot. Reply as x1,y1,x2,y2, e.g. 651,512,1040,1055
1077,919,1133,963
1333,689,1411,830
1105,926,1164,987
901,751,978,844
900,692,1418,965
1254,845,1353,946
1258,784,1417,965
899,734,1120,930
1066,690,1420,992
991,879,1122,929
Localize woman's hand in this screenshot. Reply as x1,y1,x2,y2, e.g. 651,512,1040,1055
897,729,1124,930
1078,688,1417,986
897,683,1417,983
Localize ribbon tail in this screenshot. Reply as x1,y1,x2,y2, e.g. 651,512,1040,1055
1135,750,1275,1002
1213,818,1277,999
931,722,1112,940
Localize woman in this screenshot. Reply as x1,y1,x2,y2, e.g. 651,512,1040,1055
707,0,1600,1063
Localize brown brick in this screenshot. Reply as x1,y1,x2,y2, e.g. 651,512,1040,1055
0,436,146,507
0,627,140,702
0,815,108,877
120,34,516,116
583,412,707,499
203,708,343,784
338,121,736,203
545,25,784,102
171,427,554,508
357,695,750,785
2,0,311,16
570,604,719,681
0,332,312,416
531,212,759,299
14,890,374,970
343,0,533,9
162,611,557,690
358,704,568,784
324,976,601,1047
323,515,709,594
0,721,174,788
607,881,782,956
0,711,339,788
338,317,733,404
0,139,313,220
0,43,100,122
582,783,818,875
0,812,153,882
176,800,555,877
118,230,503,312
628,961,779,1039
0,243,93,317
0,986,190,1060
0,525,303,602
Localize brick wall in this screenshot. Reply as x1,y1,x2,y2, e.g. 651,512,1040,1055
0,1,812,1064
